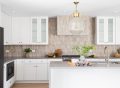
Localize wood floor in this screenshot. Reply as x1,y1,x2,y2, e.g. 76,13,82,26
12,83,49,88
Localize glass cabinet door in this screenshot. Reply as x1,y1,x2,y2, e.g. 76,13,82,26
31,17,48,44
41,18,47,43
97,17,115,45
98,19,104,43
32,18,37,42
108,19,114,43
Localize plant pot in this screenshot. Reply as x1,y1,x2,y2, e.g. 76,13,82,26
79,55,85,61
24,53,30,58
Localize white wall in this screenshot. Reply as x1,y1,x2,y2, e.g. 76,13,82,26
0,4,2,27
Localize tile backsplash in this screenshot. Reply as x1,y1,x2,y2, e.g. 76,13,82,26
4,17,120,58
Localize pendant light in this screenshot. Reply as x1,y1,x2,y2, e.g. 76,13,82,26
73,1,80,17
69,0,85,34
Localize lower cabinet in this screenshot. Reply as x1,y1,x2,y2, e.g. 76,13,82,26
16,59,48,81
36,63,48,80
24,63,36,80
16,60,24,80
15,59,62,82
4,59,62,88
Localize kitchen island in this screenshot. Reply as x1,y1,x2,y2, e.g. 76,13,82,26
49,61,120,88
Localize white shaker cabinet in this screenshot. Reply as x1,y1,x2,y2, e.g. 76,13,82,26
12,17,30,45
36,63,48,80
1,12,12,45
23,59,48,81
23,63,36,80
115,17,120,44
15,59,62,82
96,17,115,45
2,16,48,45
31,17,48,45
16,60,24,81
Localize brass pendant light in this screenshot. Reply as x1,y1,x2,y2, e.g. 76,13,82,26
69,0,85,34
73,1,80,17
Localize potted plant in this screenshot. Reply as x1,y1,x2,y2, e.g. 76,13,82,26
24,48,32,58
72,44,95,61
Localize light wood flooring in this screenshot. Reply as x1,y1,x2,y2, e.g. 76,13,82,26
12,83,48,88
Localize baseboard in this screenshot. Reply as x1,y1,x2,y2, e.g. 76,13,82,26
15,80,49,83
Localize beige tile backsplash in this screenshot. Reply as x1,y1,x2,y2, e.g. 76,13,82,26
4,17,120,58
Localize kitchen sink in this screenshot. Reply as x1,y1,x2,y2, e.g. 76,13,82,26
91,61,120,67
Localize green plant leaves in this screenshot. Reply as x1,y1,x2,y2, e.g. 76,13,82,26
24,48,32,53
72,44,95,56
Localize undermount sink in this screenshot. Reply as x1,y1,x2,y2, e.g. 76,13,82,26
91,61,120,67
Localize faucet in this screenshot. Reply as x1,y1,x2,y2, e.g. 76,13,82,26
104,46,109,64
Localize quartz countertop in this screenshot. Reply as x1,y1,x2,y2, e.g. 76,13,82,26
50,61,120,68
5,56,120,60
4,57,62,59
4,56,120,63
4,57,62,63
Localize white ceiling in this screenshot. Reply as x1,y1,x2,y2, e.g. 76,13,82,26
0,0,120,17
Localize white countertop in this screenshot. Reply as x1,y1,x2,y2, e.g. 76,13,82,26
50,61,120,68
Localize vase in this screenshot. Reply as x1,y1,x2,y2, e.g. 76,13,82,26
24,53,30,58
79,55,85,61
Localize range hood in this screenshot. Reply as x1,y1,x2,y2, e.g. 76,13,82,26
57,15,90,35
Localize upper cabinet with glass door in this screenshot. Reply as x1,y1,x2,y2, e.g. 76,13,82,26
96,17,115,45
31,17,48,45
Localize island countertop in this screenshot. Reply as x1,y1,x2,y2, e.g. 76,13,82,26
50,61,120,68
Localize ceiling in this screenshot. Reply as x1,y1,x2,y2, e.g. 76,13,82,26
0,0,120,17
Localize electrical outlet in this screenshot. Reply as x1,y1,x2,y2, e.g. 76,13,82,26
32,50,35,52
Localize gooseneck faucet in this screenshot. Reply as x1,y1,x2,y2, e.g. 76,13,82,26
104,46,109,64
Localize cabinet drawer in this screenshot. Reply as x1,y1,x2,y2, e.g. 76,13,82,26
24,59,48,63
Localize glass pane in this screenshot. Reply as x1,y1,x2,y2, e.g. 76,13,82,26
108,19,113,43
32,18,37,42
41,19,46,43
99,19,104,42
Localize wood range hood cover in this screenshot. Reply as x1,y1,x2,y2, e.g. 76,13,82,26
57,15,92,35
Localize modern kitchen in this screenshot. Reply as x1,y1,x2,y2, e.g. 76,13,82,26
0,0,120,88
